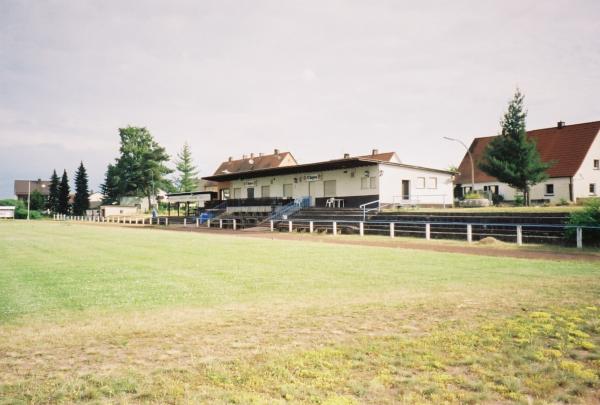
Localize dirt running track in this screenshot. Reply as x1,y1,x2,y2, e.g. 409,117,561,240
139,224,600,262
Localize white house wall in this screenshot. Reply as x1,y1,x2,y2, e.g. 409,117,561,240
467,178,572,204
226,165,380,201
378,164,454,206
573,130,600,200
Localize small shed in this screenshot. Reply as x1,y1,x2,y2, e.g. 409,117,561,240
100,205,139,217
0,206,16,219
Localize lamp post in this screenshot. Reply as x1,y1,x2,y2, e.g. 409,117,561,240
444,136,475,192
27,180,46,221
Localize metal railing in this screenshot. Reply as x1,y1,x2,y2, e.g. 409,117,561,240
359,200,380,221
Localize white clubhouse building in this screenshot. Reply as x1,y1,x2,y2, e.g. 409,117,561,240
203,150,454,208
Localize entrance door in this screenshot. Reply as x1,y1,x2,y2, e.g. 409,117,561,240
308,181,320,206
247,187,255,199
402,180,410,200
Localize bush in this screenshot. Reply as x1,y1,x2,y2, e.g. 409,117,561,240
0,199,42,219
492,194,504,206
464,192,483,200
514,194,525,207
567,198,600,246
557,198,570,206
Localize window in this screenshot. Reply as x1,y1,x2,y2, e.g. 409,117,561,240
416,177,426,189
261,185,270,198
594,159,599,170
233,188,241,199
361,177,369,189
221,189,230,199
545,184,554,195
283,183,293,198
427,177,437,189
324,180,336,196
590,183,597,195
369,176,377,189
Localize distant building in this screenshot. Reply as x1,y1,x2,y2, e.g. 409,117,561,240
13,179,50,201
211,150,298,199
455,120,600,204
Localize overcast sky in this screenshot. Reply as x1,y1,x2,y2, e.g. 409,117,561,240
1,0,599,198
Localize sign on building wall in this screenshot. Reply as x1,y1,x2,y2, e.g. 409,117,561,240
305,174,321,182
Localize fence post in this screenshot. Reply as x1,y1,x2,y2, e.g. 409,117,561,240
207,219,211,228
288,220,293,232
389,222,395,238
184,218,187,227
577,227,583,249
165,217,169,227
359,221,364,236
233,219,237,231
219,219,223,229
426,223,431,240
309,221,314,233
332,221,337,235
270,220,274,232
516,225,523,246
196,218,199,227
467,224,472,243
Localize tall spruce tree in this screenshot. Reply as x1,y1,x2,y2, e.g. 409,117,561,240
47,170,60,213
174,142,198,192
73,161,90,215
100,163,120,204
479,90,553,206
58,170,70,214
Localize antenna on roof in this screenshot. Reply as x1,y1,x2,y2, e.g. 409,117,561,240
557,121,565,129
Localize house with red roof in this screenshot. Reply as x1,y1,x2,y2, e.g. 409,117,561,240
455,120,600,204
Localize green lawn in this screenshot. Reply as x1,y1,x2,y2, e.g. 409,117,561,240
1,222,599,404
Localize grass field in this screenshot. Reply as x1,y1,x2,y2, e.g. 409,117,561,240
1,222,600,404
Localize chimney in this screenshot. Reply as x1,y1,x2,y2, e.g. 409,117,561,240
274,148,280,155
343,153,350,159
242,154,247,159
259,152,264,157
557,121,565,129
250,152,255,158
371,149,379,156
228,156,233,162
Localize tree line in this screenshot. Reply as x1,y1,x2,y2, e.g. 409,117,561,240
46,162,90,215
45,126,199,215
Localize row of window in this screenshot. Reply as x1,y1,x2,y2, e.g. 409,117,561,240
416,177,438,189
545,183,597,195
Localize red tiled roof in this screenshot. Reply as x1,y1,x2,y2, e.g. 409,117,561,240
455,121,600,184
356,152,397,162
213,152,296,175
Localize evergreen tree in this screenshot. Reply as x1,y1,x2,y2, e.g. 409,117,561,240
479,90,553,205
73,161,90,215
58,170,71,215
174,142,199,192
47,170,60,213
100,164,120,204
